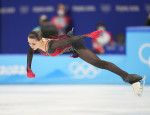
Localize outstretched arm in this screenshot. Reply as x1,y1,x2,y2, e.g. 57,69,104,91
27,47,35,78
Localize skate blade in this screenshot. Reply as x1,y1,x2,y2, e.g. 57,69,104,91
137,75,146,96
132,76,146,96
132,82,140,95
72,27,74,31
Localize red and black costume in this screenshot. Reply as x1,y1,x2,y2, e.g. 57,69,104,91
27,27,142,85
38,35,79,57
27,30,102,77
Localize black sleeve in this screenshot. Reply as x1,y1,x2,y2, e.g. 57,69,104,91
27,47,35,72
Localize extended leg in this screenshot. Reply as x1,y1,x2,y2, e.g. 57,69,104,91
78,48,143,83
77,48,144,96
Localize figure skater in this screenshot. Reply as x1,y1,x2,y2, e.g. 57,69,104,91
27,23,145,96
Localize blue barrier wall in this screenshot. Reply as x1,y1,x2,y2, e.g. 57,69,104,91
0,55,128,84
0,0,150,53
126,27,150,80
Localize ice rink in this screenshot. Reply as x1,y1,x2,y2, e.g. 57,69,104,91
0,85,150,115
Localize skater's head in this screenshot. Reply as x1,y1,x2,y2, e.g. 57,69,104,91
41,22,58,38
28,31,42,50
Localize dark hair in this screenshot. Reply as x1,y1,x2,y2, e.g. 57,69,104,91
28,23,58,40
41,22,58,38
28,31,42,41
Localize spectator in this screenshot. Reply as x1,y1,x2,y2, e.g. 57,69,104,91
50,3,71,34
144,12,150,26
33,14,49,31
92,22,115,54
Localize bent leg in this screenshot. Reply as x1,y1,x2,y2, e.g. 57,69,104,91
50,35,87,50
50,30,101,50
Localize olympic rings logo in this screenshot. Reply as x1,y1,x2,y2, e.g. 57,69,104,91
69,62,101,79
139,43,150,68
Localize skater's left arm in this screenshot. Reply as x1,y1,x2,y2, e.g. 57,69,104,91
27,47,35,78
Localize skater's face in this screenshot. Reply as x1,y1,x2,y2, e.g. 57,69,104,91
28,38,41,50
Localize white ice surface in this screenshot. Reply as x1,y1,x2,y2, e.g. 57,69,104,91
0,85,150,115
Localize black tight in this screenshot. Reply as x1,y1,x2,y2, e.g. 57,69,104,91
77,48,128,80
50,35,86,50
50,35,128,80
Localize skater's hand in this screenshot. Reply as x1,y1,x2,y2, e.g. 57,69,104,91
27,71,35,78
27,66,35,78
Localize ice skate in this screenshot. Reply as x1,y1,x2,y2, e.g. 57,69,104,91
131,76,146,96
67,27,74,37
124,74,145,96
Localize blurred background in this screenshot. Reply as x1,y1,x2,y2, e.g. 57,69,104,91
0,0,150,84
0,0,150,114
0,0,149,54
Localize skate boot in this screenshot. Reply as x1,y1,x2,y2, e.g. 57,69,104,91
67,28,79,58
67,27,74,37
124,74,146,96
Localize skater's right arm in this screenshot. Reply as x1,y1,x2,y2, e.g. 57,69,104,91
27,47,35,78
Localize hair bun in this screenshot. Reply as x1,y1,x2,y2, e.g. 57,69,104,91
41,22,58,38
